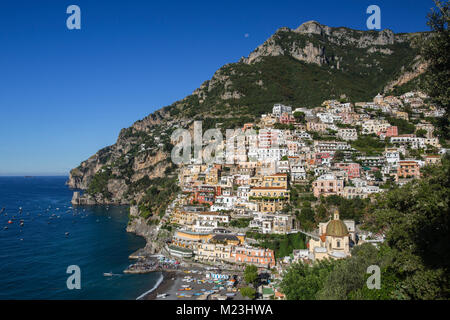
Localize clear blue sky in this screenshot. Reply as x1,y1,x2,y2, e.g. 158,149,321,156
0,0,435,175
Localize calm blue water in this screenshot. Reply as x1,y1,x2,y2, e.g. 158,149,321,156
0,176,160,299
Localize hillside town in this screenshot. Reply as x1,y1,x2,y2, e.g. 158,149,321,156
141,91,447,300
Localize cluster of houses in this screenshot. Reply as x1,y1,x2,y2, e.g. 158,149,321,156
162,91,446,299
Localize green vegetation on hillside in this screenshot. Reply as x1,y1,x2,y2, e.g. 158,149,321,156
87,167,114,199
179,29,419,121
350,135,387,155
229,218,252,228
138,176,180,221
246,232,307,258
281,158,450,300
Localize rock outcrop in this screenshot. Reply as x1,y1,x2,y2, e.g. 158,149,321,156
126,206,162,254
241,20,421,67
384,58,428,93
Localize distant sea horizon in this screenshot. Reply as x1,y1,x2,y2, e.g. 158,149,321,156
0,176,159,299
0,175,69,177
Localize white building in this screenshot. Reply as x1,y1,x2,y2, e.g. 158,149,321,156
272,104,292,116
237,185,250,201
337,128,358,141
291,165,307,182
210,196,237,211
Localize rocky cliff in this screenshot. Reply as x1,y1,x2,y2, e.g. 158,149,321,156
126,206,162,254
241,21,419,67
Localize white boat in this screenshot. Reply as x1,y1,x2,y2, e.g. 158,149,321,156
103,272,113,277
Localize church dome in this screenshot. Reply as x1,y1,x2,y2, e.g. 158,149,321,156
326,215,348,237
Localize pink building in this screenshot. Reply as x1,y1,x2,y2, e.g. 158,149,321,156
279,112,295,124
334,163,361,179
377,126,398,138
287,141,300,154
258,129,279,149
385,126,398,137
313,174,344,198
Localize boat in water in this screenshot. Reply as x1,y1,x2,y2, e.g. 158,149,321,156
103,272,113,277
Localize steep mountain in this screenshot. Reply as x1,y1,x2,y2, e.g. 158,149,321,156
67,21,428,223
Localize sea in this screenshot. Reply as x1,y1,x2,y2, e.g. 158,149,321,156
0,176,161,299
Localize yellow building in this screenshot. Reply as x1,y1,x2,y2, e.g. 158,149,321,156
261,114,277,127
249,186,290,213
172,230,211,250
307,121,327,133
196,242,233,262
195,233,245,263
393,111,409,121
425,155,441,166
170,209,197,225
205,167,220,185
251,173,289,188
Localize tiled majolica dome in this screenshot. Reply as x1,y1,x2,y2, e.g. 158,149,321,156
326,217,349,237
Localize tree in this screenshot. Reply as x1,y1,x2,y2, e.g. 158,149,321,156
332,150,345,163
244,265,259,286
280,259,336,300
419,0,449,138
240,286,256,299
373,170,383,181
317,244,397,300
364,157,450,299
293,111,306,123
416,128,428,138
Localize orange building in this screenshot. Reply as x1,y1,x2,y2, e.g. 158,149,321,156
232,246,276,268
397,160,420,180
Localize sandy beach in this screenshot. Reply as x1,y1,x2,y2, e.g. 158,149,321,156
142,268,245,300
143,271,182,300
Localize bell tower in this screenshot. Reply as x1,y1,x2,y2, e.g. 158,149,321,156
333,209,339,220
